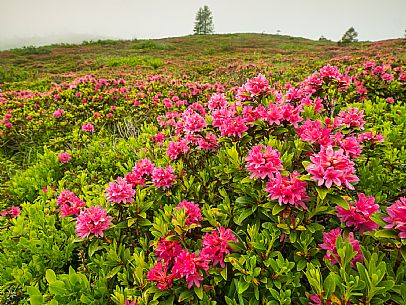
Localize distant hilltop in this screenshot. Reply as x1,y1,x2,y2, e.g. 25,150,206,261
0,33,122,51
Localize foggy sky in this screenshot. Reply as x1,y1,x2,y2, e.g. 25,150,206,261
0,0,405,49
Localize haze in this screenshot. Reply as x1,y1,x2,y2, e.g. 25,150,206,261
1,0,405,50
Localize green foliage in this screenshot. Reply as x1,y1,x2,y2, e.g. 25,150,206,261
96,56,164,69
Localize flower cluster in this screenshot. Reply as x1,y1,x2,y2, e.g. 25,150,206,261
306,145,359,189
75,205,112,238
236,73,270,101
175,200,203,226
0,206,21,219
81,123,95,132
336,193,379,233
245,144,283,179
58,152,71,164
265,171,309,209
383,197,406,238
200,227,237,268
56,190,85,217
105,177,135,204
319,228,363,266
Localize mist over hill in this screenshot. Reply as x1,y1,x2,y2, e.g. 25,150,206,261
0,33,121,51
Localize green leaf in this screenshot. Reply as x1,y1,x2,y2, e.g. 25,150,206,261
45,269,57,284
327,194,349,209
324,273,336,298
315,187,329,200
272,204,285,215
237,280,250,294
234,209,253,226
194,285,204,300
373,229,398,239
178,290,194,302
221,266,228,280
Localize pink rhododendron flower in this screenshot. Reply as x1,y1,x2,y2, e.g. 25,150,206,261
125,300,137,305
265,171,309,209
335,108,365,130
124,171,145,188
151,132,166,144
280,103,303,128
172,250,209,289
207,93,228,110
147,261,175,290
75,205,112,238
263,103,283,125
132,158,155,177
245,144,283,179
155,237,183,263
152,166,176,189
197,133,218,150
236,73,270,101
357,132,384,143
56,190,85,217
319,228,363,266
81,123,94,132
58,152,71,164
4,206,21,218
105,177,135,204
296,119,333,146
382,73,394,82
306,145,359,189
383,197,406,238
336,193,379,233
201,227,237,268
182,109,207,133
167,138,190,160
176,200,203,226
338,136,362,159
52,108,65,118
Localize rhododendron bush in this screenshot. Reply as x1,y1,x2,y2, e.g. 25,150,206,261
0,47,405,305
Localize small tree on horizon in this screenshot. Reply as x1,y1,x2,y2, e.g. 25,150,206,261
339,26,358,43
193,5,214,35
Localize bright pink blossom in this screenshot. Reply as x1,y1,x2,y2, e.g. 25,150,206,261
265,171,309,209
152,166,176,190
338,136,362,159
53,108,65,118
197,133,218,150
182,109,207,133
172,250,209,289
176,200,203,226
335,108,365,130
167,138,190,160
105,177,135,204
383,197,406,238
58,152,71,164
155,238,183,263
81,123,94,132
208,93,228,110
336,193,379,233
201,227,237,268
245,144,283,179
133,158,154,177
75,205,112,238
306,146,359,189
296,120,333,146
319,228,363,266
147,261,175,290
56,190,85,217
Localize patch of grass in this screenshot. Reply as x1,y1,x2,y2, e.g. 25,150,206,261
0,66,30,83
133,40,175,51
97,55,164,69
10,45,52,55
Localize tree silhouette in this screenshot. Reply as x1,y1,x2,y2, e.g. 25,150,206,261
193,6,214,35
340,27,358,43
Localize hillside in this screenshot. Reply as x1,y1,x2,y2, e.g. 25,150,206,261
1,33,405,89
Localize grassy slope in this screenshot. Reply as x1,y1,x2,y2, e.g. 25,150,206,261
1,33,405,89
